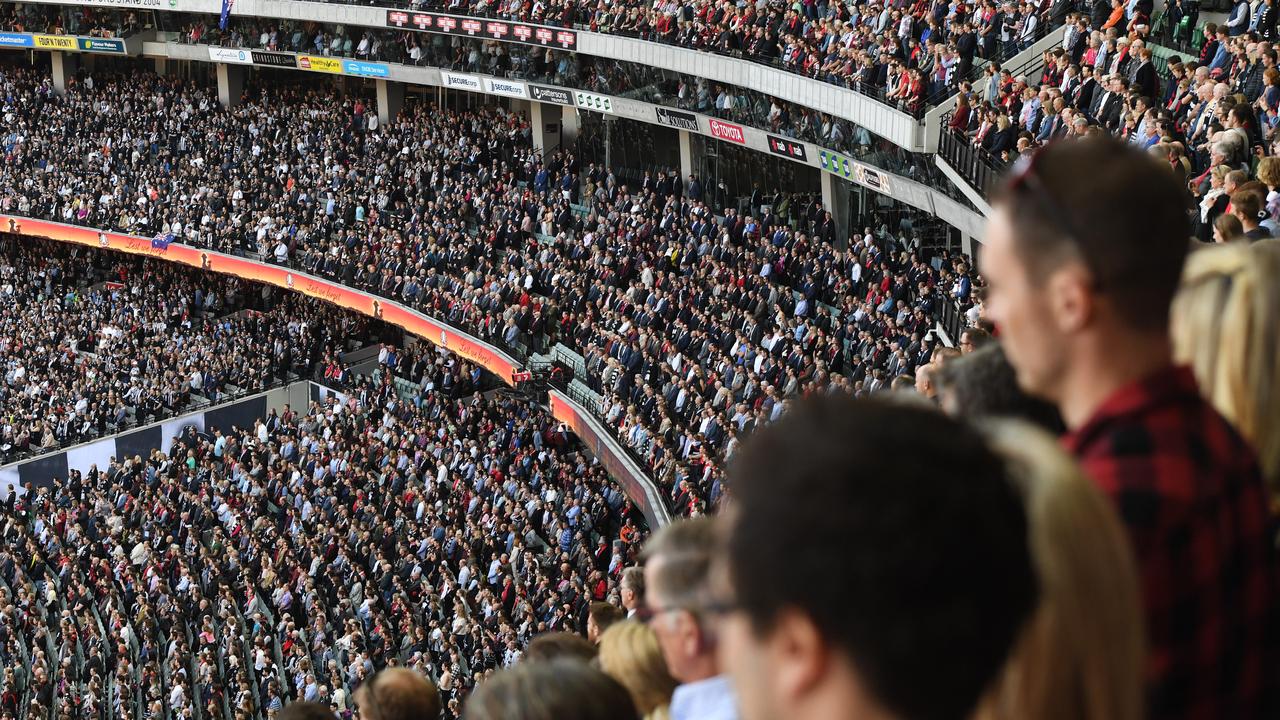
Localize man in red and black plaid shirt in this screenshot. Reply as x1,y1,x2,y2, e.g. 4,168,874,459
981,136,1276,720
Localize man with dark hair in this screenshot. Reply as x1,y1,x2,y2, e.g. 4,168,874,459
587,601,625,644
981,135,1276,720
958,326,993,353
353,668,440,720
1230,190,1274,240
719,396,1036,720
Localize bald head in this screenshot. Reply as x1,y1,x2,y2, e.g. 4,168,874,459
355,668,441,720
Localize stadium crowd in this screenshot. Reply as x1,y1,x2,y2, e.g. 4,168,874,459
0,238,359,465
365,0,1089,109
0,65,980,516
950,12,1280,243
0,42,1274,720
0,0,1099,112
0,268,645,720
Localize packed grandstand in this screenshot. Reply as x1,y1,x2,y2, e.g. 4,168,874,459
0,1,1276,720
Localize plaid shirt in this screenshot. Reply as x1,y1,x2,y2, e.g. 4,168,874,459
1064,366,1276,720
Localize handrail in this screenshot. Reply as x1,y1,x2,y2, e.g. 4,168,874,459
0,214,672,528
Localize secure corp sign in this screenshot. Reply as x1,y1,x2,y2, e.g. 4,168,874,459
442,71,481,91
484,78,527,98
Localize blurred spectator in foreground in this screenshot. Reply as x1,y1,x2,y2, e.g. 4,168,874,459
279,701,338,720
598,621,679,720
1171,239,1280,513
522,633,598,664
983,136,1276,720
933,344,1066,433
719,396,1037,720
353,668,440,720
640,518,737,720
975,421,1144,720
466,659,637,720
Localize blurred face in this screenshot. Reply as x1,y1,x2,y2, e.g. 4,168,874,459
980,206,1069,400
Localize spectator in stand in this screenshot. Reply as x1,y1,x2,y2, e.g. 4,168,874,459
974,421,1144,720
982,136,1276,720
586,602,625,645
619,567,645,620
640,518,736,720
598,621,679,720
466,659,638,720
1171,239,1280,510
718,396,1037,720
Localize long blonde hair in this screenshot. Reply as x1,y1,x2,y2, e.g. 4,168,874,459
975,421,1144,720
597,621,678,720
1171,239,1280,497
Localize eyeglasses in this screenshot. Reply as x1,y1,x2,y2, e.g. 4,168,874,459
637,598,740,624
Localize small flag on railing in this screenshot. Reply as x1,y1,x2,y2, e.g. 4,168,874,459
219,0,235,30
151,232,173,250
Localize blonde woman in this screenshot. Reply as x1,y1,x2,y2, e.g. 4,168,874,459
975,421,1144,720
597,621,678,720
1171,240,1280,506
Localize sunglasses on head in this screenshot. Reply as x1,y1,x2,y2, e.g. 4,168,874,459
1006,148,1103,287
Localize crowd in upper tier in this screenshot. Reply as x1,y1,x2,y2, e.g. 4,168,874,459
0,0,1105,115
0,66,979,517
950,14,1280,243
0,242,645,720
0,238,360,465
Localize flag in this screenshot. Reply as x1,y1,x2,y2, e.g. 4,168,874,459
151,232,173,250
219,0,234,30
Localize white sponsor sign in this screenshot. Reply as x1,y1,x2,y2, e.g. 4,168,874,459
484,78,528,98
442,71,481,91
207,46,252,65
574,91,613,114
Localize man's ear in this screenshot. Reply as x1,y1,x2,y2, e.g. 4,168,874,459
1046,262,1093,334
767,608,829,704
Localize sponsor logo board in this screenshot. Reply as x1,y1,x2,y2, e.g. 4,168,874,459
484,78,527,98
654,107,699,131
529,84,572,105
708,119,746,144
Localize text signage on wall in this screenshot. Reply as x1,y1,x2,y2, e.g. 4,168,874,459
342,60,390,78
708,118,746,144
208,46,252,64
655,107,699,132
442,71,481,91
529,84,572,105
385,10,577,50
297,55,342,74
251,50,296,67
484,78,528,98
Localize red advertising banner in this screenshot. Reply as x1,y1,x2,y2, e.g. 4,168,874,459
548,391,668,529
708,118,747,144
0,215,519,384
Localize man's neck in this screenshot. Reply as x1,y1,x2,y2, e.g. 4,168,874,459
1056,329,1174,430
